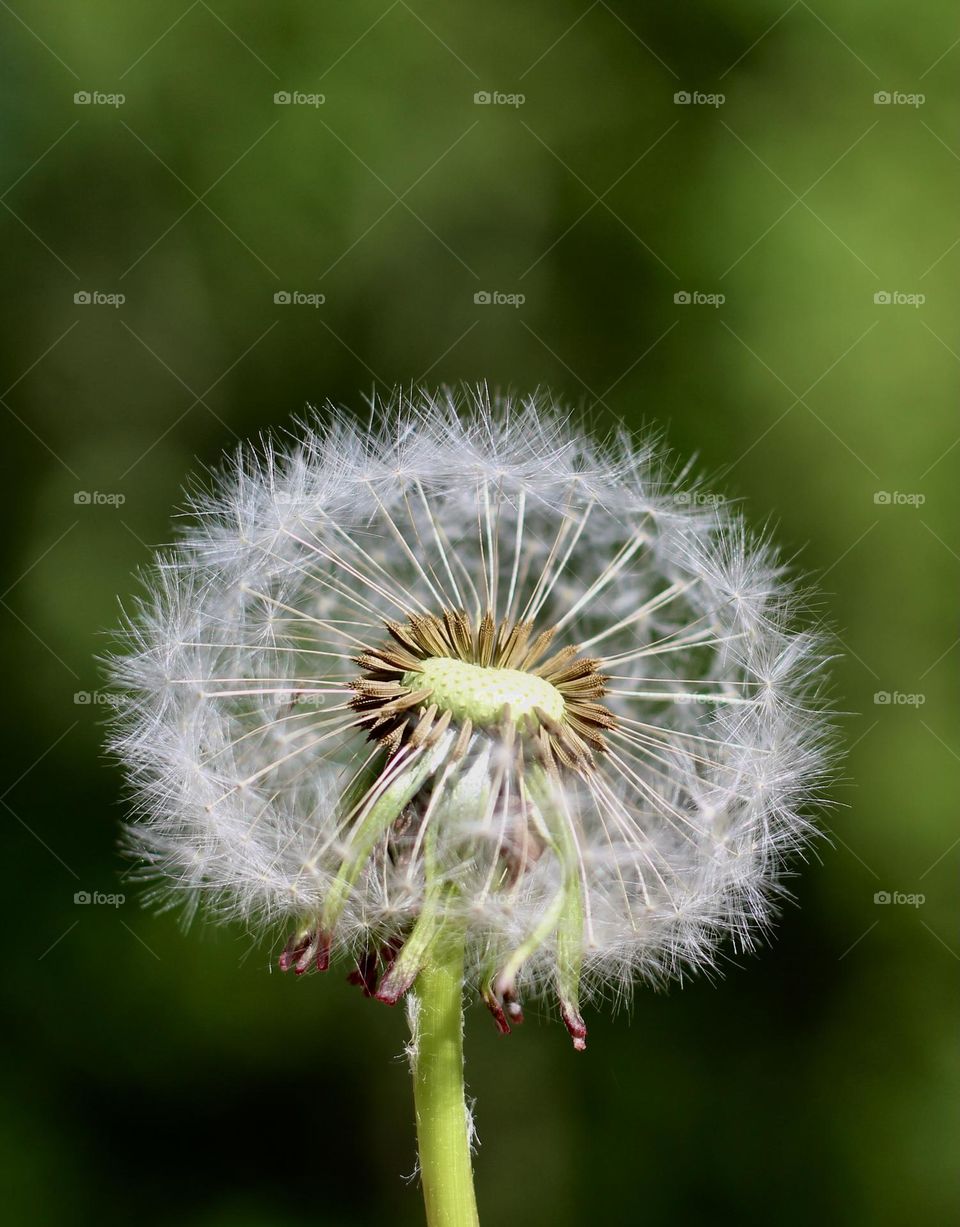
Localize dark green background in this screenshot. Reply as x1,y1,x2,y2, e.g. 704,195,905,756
2,4,956,1224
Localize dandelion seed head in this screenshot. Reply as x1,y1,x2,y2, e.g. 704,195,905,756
109,386,833,1046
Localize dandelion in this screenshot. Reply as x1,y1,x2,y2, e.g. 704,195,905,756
109,387,832,1226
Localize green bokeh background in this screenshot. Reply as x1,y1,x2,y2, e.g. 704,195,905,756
2,4,956,1225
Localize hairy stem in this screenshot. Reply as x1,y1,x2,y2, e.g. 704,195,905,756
409,928,480,1227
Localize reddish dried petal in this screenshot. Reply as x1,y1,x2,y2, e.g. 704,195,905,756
561,1002,587,1051
482,991,512,1035
279,930,312,973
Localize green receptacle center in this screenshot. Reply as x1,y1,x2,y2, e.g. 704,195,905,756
406,656,565,728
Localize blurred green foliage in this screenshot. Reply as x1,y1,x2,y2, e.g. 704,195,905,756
2,3,957,1225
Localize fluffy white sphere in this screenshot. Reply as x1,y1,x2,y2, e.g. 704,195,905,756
110,387,832,1046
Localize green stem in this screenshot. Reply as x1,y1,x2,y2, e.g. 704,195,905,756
410,928,480,1227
